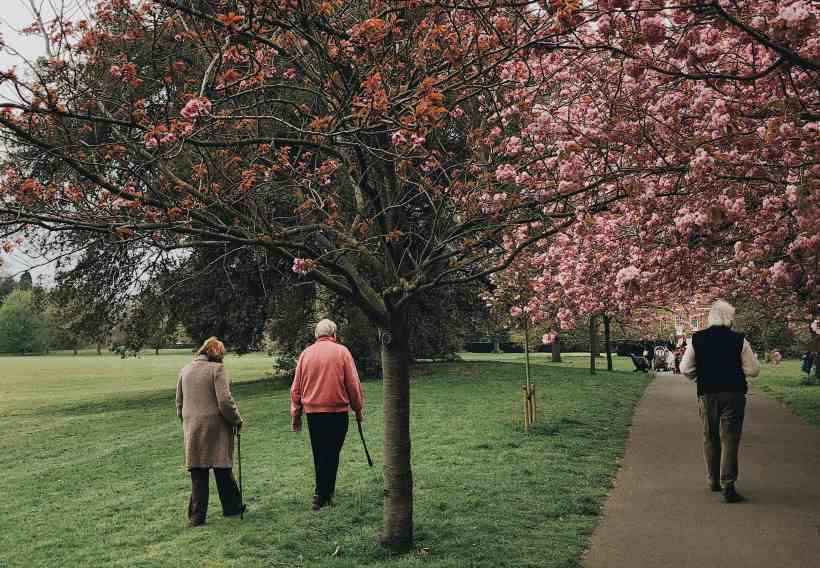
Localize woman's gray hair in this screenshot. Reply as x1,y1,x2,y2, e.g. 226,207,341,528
707,300,736,328
314,318,337,338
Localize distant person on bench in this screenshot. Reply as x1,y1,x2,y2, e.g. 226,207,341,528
630,353,649,372
645,344,655,370
679,300,760,503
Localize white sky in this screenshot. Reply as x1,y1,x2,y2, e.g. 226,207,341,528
0,1,86,281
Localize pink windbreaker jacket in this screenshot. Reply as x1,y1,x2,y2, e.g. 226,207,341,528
290,337,364,417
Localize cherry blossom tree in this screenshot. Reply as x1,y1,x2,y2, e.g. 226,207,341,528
0,0,594,550
1,0,818,551
488,0,818,351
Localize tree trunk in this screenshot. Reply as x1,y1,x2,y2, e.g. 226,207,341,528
604,315,613,371
551,336,562,363
589,316,597,375
155,347,160,355
96,341,102,355
73,347,78,356
379,313,413,552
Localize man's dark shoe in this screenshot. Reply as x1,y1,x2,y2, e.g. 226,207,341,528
188,518,206,528
311,495,334,511
722,483,744,503
709,481,722,492
311,495,323,511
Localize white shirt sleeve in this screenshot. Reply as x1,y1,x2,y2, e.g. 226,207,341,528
741,339,761,378
679,343,697,380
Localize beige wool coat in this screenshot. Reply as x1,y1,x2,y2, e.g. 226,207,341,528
176,355,242,469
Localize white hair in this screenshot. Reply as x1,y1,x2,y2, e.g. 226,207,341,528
314,318,337,339
707,300,736,328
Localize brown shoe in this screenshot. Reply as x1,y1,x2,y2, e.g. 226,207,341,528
188,518,206,528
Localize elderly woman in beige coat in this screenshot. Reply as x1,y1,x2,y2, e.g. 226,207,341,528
176,337,244,526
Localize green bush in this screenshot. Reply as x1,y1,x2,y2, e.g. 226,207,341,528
0,289,49,354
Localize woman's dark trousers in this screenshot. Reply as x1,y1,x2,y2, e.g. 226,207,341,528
307,412,349,501
188,467,243,525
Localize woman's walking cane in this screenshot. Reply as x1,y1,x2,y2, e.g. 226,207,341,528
236,429,244,519
357,419,374,467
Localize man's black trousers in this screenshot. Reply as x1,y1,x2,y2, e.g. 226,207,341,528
307,412,349,500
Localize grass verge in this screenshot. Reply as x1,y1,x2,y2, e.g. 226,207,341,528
753,359,819,427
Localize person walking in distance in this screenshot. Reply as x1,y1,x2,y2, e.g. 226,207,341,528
679,300,760,503
176,337,245,526
291,319,365,511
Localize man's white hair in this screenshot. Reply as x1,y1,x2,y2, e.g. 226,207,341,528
707,300,736,328
314,318,337,338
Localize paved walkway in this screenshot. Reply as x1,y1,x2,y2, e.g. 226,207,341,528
583,373,820,568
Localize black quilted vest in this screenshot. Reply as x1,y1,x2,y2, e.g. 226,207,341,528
692,326,747,396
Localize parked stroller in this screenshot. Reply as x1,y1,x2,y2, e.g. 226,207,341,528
653,346,672,372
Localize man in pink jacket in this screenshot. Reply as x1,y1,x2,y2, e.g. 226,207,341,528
291,318,365,510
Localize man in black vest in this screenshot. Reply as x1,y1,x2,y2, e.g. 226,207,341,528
679,300,760,503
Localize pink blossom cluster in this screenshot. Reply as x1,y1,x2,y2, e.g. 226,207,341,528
615,266,641,288
292,258,311,274
180,97,212,119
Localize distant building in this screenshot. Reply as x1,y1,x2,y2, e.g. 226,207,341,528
672,305,711,336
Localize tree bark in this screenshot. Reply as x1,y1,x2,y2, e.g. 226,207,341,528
604,315,613,371
96,341,102,355
589,316,597,375
551,336,562,363
379,312,413,552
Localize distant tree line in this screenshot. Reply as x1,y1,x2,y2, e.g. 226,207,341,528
3,255,804,363
1,239,488,368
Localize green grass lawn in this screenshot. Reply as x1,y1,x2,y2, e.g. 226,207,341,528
0,351,649,567
0,349,275,415
753,359,819,426
461,352,819,427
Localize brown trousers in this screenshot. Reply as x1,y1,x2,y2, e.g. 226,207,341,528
188,467,242,524
698,392,746,485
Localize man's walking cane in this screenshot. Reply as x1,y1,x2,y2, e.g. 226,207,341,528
357,419,374,467
236,429,244,519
